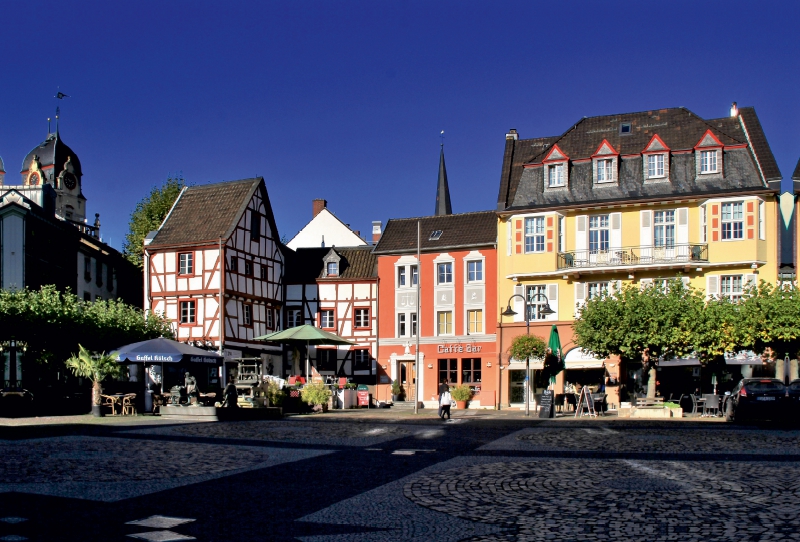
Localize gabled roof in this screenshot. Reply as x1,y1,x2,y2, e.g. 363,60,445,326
284,246,377,283
150,178,279,247
794,157,800,181
498,106,781,211
373,211,496,254
286,207,366,250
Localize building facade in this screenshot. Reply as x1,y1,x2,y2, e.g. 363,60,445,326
374,212,498,408
496,105,782,406
144,178,285,383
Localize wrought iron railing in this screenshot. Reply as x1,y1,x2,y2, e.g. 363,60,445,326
557,243,708,270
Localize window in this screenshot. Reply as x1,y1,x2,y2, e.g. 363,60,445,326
326,262,338,276
525,285,551,321
558,216,565,252
243,304,252,326
620,123,631,134
462,358,481,383
287,308,301,327
96,260,103,287
398,266,406,286
587,282,609,300
180,300,196,324
260,266,266,280
437,262,452,284
438,359,457,385
467,309,483,334
524,217,545,253
411,313,417,336
397,313,406,336
589,215,609,252
437,311,453,335
230,256,238,272
411,265,418,286
700,150,718,173
467,260,483,282
720,275,744,302
700,206,707,243
317,349,337,372
179,252,193,275
654,210,675,248
266,308,273,329
354,349,370,370
250,212,261,241
548,163,565,187
355,308,369,328
429,230,443,241
320,310,334,328
244,260,253,276
721,202,744,240
596,159,614,183
647,154,665,178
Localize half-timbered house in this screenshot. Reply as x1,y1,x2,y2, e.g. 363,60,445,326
144,178,284,382
283,246,378,382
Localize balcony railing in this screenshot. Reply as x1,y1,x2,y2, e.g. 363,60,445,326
557,243,708,270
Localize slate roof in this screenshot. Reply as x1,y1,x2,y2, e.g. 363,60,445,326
285,246,377,283
498,106,781,211
150,178,273,247
373,211,497,254
21,131,82,179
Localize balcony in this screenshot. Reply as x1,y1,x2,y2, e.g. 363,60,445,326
557,244,708,270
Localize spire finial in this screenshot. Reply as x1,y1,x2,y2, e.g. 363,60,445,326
440,130,444,148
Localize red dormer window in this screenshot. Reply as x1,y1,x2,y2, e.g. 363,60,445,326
642,134,671,181
694,130,723,178
543,144,569,188
591,140,619,185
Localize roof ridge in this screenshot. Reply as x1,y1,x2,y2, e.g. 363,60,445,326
386,209,495,222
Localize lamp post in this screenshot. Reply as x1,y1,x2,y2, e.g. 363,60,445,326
502,292,554,416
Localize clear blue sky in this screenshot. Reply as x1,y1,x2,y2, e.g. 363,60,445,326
1,1,798,251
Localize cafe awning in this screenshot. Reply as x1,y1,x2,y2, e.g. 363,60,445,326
114,337,224,365
563,348,605,369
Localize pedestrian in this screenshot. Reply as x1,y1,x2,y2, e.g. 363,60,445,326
439,387,452,420
222,378,238,408
437,379,449,418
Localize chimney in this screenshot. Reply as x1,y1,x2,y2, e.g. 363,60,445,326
312,198,327,217
730,102,738,118
372,221,382,243
506,128,518,140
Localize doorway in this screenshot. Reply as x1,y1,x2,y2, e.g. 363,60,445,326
399,361,416,401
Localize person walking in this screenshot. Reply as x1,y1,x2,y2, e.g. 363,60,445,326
439,387,452,420
438,379,449,419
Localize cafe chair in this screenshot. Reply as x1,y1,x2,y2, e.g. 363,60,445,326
122,394,137,416
690,394,706,416
703,394,719,417
101,394,118,416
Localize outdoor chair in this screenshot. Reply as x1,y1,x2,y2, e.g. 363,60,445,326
101,394,118,416
690,394,706,416
122,394,137,416
703,394,720,417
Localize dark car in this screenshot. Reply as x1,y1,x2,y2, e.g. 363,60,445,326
786,379,800,413
727,378,786,422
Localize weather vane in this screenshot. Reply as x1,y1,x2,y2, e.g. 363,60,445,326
440,130,444,147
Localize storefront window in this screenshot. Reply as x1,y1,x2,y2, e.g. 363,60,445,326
438,359,457,385
462,358,481,383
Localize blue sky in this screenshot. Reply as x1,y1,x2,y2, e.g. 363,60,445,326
1,1,798,251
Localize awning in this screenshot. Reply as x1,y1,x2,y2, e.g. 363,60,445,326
660,357,700,367
563,348,605,369
507,358,543,370
725,351,765,366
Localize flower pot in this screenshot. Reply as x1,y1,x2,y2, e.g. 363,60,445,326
455,400,467,410
392,394,400,402
91,405,104,417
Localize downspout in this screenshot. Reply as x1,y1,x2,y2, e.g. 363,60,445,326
219,238,226,386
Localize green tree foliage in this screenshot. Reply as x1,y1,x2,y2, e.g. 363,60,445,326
300,381,332,406
0,286,173,372
508,334,547,362
735,281,800,359
123,175,187,268
65,345,124,406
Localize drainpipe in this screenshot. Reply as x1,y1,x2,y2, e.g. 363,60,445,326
219,238,226,386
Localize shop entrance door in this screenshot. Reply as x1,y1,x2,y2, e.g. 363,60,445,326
399,361,416,401
510,369,528,404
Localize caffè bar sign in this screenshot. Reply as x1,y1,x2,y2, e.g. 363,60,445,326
437,343,482,354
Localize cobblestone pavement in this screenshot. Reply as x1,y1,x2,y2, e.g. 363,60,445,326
1,414,799,541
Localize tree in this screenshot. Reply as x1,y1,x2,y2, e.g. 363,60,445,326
123,175,187,268
65,345,124,407
573,279,698,399
735,281,800,359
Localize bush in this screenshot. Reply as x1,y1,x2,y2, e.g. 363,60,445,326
266,381,285,406
300,381,331,406
391,379,402,396
451,384,472,402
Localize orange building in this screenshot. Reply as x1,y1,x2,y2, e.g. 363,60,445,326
373,212,498,409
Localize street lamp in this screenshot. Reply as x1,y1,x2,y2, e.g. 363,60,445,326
502,292,554,416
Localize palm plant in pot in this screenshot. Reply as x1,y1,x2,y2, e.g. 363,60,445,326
451,384,472,410
65,344,123,417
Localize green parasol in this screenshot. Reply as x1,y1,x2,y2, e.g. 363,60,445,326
255,325,356,380
547,325,564,385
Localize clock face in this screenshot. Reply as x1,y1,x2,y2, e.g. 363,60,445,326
63,173,77,190
28,173,39,186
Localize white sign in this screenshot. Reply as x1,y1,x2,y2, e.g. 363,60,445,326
437,344,482,354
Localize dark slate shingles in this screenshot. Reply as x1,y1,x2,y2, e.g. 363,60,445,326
374,211,497,254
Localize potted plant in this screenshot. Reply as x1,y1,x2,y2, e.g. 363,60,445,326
300,380,332,413
391,379,403,402
65,344,123,417
451,384,472,410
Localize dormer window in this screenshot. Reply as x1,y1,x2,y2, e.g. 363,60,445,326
322,249,341,277
694,129,723,179
591,140,618,185
642,134,671,182
596,159,614,183
548,163,565,187
647,154,665,178
700,150,718,173
326,262,338,276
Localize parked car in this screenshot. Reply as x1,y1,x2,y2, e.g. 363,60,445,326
786,379,800,416
727,378,786,422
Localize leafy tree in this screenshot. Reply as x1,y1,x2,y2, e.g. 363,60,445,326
66,345,124,406
123,175,187,268
735,281,800,359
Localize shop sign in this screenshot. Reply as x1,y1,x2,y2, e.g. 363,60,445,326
437,344,482,354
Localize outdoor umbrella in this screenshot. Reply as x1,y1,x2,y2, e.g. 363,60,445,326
546,325,564,386
115,337,224,365
255,324,356,380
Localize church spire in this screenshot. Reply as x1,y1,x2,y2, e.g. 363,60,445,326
434,136,452,216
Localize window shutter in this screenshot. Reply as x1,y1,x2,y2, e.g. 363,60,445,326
744,274,758,290
514,219,523,254
710,204,720,242
575,215,587,256
610,212,622,251
681,276,691,288
546,215,555,253
547,284,558,321
574,282,586,316
676,207,689,246
513,284,524,322
640,278,653,290
640,210,653,260
745,200,756,240
706,275,719,299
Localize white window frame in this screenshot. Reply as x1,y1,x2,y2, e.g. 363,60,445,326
287,308,301,328
179,300,196,324
587,282,609,300
647,154,665,178
437,262,453,285
243,304,252,326
354,308,369,328
320,309,335,329
720,275,744,302
653,210,676,248
589,215,610,252
467,309,483,334
596,158,614,183
524,217,545,253
700,205,707,243
437,311,453,336
467,260,483,282
397,313,406,337
700,150,718,173
721,202,744,240
411,313,417,336
397,266,406,287
411,265,418,286
548,163,565,187
525,285,550,321
558,216,565,252
178,252,194,275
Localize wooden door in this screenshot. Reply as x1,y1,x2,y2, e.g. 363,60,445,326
399,361,416,401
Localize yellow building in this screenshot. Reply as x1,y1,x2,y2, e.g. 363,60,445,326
495,105,782,409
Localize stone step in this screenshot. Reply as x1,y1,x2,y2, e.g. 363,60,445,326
391,401,418,409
